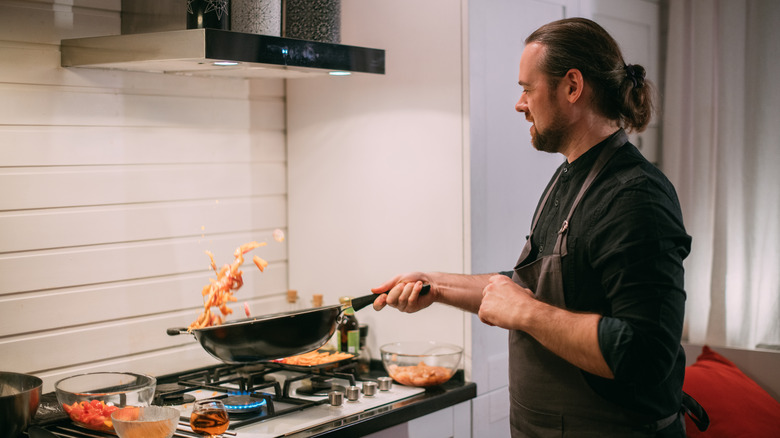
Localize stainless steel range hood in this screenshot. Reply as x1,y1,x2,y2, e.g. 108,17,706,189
60,29,385,79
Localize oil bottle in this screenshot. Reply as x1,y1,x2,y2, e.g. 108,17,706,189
337,296,360,355
357,324,372,374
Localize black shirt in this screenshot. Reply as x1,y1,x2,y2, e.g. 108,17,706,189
526,131,691,420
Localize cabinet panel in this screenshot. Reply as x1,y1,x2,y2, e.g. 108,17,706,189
589,0,662,163
408,405,454,438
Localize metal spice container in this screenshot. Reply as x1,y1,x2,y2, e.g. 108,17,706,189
283,0,341,43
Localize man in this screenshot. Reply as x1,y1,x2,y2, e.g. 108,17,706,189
372,18,695,437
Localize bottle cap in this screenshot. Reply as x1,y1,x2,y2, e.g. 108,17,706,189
339,296,353,306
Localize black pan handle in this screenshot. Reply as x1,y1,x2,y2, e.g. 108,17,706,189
350,284,431,312
166,327,189,336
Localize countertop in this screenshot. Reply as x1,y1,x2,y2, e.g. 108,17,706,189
288,368,477,437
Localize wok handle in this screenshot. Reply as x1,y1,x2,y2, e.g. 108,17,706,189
350,284,431,312
166,327,189,336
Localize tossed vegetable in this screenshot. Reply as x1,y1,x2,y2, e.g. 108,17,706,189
188,241,268,331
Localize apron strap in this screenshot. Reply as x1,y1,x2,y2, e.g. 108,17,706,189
682,391,710,431
557,129,628,257
529,129,628,239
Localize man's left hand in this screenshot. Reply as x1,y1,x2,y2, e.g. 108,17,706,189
478,274,535,330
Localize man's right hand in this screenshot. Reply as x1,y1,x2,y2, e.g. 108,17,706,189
371,273,436,313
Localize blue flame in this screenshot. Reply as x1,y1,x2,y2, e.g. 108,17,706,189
225,391,267,411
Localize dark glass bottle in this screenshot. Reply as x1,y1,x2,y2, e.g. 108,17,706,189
187,0,231,30
357,324,371,374
337,296,360,355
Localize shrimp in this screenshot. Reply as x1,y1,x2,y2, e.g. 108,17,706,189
253,255,269,272
387,361,454,387
187,241,269,331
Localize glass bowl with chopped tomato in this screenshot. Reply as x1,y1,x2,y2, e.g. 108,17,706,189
380,341,463,387
55,372,156,432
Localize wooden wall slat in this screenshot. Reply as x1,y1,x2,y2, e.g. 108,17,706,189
0,197,286,252
0,263,288,337
0,126,285,166
0,231,288,294
0,84,251,128
0,163,286,209
35,345,222,393
0,293,289,373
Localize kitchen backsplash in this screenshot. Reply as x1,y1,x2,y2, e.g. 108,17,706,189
0,0,291,392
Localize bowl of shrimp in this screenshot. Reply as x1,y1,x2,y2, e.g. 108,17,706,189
380,341,463,387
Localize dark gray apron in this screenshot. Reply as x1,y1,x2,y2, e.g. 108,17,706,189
509,131,666,437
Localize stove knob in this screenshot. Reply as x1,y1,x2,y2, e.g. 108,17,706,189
377,376,393,391
362,381,377,397
328,391,344,406
346,385,361,401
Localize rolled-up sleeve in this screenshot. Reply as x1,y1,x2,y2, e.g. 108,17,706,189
589,183,690,385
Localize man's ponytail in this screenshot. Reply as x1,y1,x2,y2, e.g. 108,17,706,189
525,18,655,133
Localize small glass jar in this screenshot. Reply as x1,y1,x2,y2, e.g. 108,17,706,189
286,289,300,312
187,0,231,30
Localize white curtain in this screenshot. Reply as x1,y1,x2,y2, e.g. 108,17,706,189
662,0,780,350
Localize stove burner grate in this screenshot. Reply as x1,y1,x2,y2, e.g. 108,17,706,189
154,383,196,405
295,376,347,396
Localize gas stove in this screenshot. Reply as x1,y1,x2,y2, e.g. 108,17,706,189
33,359,426,438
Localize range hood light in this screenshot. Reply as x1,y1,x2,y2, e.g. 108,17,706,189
329,71,351,76
213,61,240,66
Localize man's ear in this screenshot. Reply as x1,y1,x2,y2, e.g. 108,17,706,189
562,68,584,103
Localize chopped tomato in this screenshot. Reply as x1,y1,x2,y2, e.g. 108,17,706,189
62,400,119,432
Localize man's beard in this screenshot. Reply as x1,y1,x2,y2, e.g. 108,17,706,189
531,110,570,154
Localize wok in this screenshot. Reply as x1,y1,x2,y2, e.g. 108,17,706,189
168,285,429,364
0,371,43,438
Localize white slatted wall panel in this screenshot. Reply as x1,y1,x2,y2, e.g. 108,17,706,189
0,0,290,392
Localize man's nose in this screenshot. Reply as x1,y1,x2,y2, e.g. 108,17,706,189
515,99,527,113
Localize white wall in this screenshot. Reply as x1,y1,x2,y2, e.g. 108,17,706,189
0,0,289,392
286,0,468,358
286,1,592,437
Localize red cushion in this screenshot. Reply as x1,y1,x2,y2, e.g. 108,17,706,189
683,345,780,437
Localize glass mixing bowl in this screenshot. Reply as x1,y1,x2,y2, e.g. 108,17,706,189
380,341,463,387
55,372,156,432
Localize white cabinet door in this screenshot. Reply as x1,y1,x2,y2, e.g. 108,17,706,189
363,401,471,438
